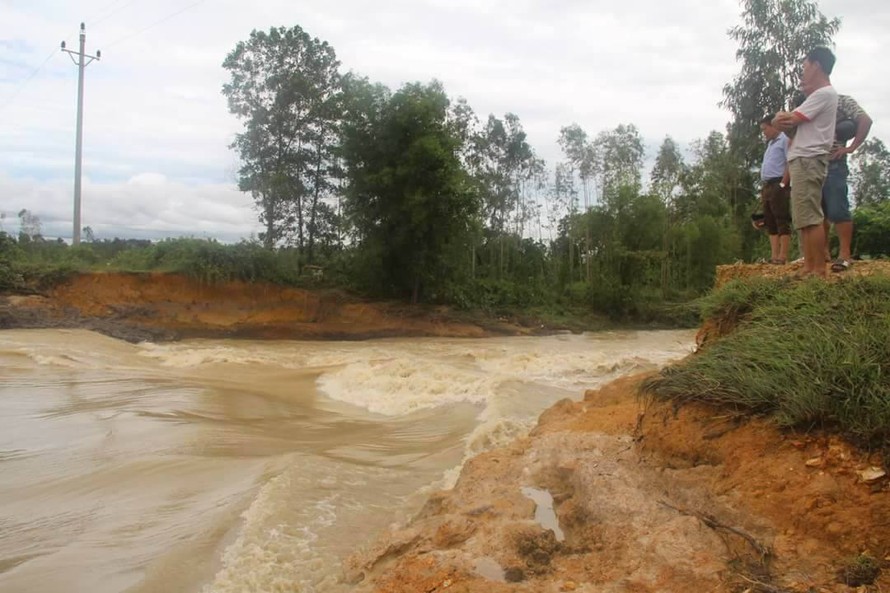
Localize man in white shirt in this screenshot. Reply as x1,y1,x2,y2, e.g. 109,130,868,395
773,47,839,278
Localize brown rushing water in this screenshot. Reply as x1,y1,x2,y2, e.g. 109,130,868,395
0,328,694,593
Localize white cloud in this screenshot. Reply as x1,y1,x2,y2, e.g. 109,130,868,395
1,0,886,241
0,173,260,242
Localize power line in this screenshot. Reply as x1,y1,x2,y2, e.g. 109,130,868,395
104,0,205,50
0,47,59,113
88,0,143,28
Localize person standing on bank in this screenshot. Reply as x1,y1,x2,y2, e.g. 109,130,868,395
823,95,873,272
772,47,838,278
759,114,792,264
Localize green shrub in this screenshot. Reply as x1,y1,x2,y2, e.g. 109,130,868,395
854,202,890,258
107,238,304,285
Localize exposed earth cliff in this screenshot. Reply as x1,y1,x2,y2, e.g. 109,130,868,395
0,272,538,342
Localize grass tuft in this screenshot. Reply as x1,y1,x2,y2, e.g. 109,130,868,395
641,276,890,449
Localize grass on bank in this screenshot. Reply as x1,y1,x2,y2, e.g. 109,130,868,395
0,236,318,290
640,276,890,449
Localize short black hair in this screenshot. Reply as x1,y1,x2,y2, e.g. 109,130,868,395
806,46,836,76
760,114,776,125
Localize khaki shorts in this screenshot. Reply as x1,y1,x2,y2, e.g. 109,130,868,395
789,156,829,230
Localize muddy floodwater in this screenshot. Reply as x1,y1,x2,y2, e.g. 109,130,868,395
0,329,694,592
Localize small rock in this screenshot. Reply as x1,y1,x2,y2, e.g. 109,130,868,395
858,467,887,483
805,457,824,468
504,567,525,582
561,581,578,591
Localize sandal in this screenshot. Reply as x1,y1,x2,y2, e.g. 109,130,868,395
830,259,852,273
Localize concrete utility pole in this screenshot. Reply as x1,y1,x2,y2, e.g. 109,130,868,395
61,23,100,245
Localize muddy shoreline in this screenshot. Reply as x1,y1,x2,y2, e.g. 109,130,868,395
0,272,563,343
346,375,889,593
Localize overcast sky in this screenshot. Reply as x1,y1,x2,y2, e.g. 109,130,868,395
1,0,886,242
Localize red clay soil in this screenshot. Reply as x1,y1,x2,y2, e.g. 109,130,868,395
0,272,529,342
715,259,890,287
347,374,888,593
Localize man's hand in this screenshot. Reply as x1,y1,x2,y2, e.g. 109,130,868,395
831,145,854,160
772,112,798,132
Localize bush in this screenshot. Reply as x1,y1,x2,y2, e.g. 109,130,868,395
107,238,304,285
641,276,890,448
854,202,890,258
441,278,549,312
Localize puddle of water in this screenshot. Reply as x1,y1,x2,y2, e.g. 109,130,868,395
473,556,505,582
520,486,565,542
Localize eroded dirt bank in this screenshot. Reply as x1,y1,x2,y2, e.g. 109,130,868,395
345,386,889,591
0,272,537,342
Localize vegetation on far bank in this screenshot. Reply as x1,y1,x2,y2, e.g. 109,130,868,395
641,276,890,450
0,232,703,329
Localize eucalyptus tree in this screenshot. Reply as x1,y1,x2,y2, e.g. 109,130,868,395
558,124,598,281
223,25,342,253
650,136,686,294
722,0,839,164
558,124,598,206
17,209,42,242
549,163,579,281
471,113,538,278
594,124,645,206
650,136,685,204
672,131,748,289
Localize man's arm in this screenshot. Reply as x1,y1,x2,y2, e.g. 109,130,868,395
772,111,806,133
782,135,793,186
831,113,873,160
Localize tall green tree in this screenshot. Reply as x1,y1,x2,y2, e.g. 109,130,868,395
851,138,890,207
341,81,478,303
721,0,840,164
223,26,342,252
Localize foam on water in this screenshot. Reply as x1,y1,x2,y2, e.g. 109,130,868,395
315,356,498,416
138,343,313,369
314,332,694,418
202,458,337,593
202,457,424,593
